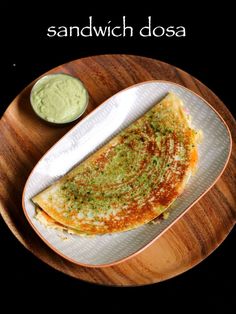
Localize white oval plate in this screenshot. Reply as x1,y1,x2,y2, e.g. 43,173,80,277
22,81,232,267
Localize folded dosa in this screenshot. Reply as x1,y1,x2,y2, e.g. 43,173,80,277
32,93,201,235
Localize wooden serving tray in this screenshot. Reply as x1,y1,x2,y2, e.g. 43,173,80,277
0,55,235,286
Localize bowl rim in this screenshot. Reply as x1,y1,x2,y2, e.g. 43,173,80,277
22,80,233,268
30,72,89,125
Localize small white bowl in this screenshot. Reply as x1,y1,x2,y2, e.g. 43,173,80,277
30,73,89,125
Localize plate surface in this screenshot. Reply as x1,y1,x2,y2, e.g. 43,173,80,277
22,81,232,267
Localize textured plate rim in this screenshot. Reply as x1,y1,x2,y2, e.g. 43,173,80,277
22,80,233,268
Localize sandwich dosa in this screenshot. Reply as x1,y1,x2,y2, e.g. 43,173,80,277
32,93,202,235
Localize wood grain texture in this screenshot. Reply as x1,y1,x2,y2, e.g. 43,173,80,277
0,55,235,286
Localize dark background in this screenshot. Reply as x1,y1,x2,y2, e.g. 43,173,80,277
0,4,235,313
